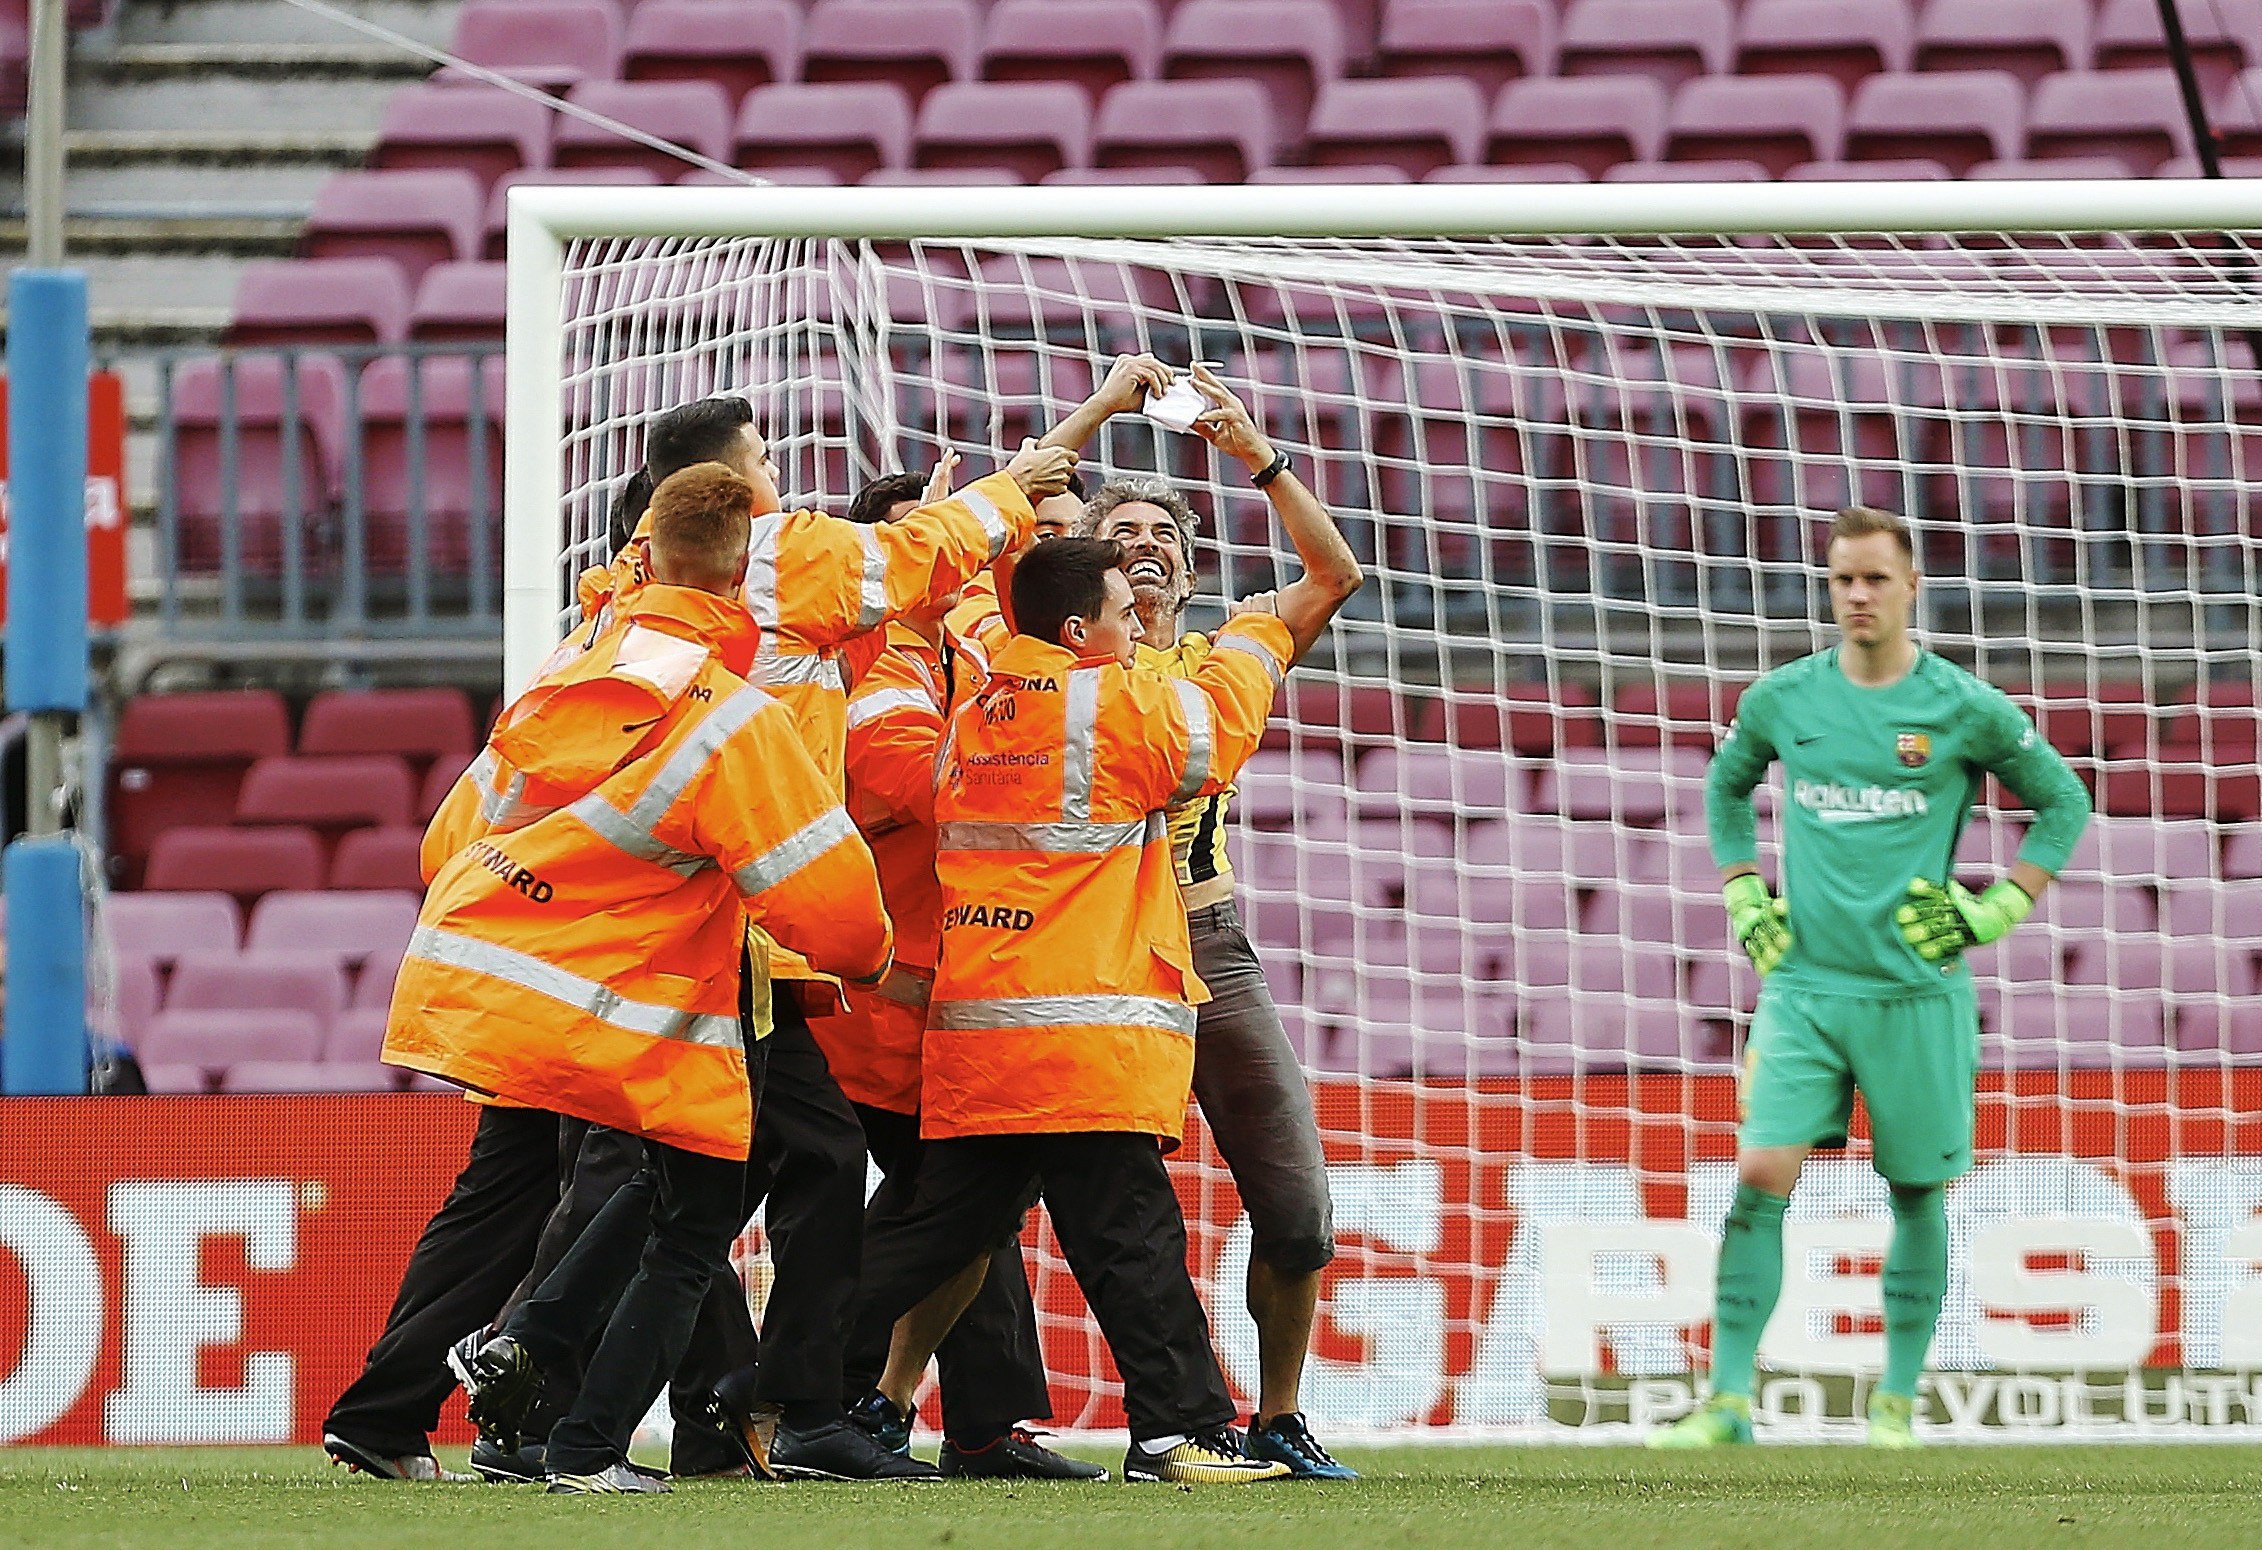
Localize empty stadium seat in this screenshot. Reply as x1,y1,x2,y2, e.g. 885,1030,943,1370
435,0,620,94
1267,680,1408,750
1531,749,1707,823
409,261,507,342
981,0,1159,103
1431,684,1606,755
145,825,324,908
373,84,552,194
2099,0,2259,97
358,355,507,576
1603,159,1766,181
226,258,411,349
300,170,482,287
1249,164,1408,184
1041,165,1203,185
1913,0,2090,87
737,82,915,182
1303,77,1485,180
1425,162,1590,183
1611,681,1744,748
226,1062,401,1093
2024,69,2192,174
1356,746,1531,821
170,951,350,1029
1966,155,2130,178
1738,347,1940,523
236,755,416,849
108,689,292,884
1092,78,1273,182
1736,0,1912,90
139,1011,327,1088
802,0,978,105
1844,71,2024,176
1664,75,1846,175
1560,0,1734,90
2170,679,2262,762
1785,157,1948,179
326,1007,393,1065
1377,0,1553,97
554,80,733,181
1488,77,1669,178
247,890,420,977
167,354,348,578
1162,0,1346,154
299,687,478,776
624,0,799,104
913,81,1091,180
108,891,242,969
330,826,427,892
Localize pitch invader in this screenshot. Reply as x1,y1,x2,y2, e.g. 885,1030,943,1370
1650,505,2091,1450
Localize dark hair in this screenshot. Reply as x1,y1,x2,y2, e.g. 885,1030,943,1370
646,463,754,591
1013,536,1126,649
848,471,927,525
607,467,655,558
644,396,756,486
1060,467,1087,502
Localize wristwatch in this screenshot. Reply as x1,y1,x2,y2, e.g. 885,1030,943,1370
1251,449,1292,488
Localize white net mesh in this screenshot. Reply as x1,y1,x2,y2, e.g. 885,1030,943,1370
547,222,2262,1439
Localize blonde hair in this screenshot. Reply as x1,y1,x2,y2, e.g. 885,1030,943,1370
646,463,754,591
1828,505,1915,563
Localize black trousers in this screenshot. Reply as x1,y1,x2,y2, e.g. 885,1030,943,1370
324,1104,561,1456
848,1104,1052,1435
849,1131,1235,1443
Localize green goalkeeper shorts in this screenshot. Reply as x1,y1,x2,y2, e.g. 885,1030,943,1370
1738,978,1981,1185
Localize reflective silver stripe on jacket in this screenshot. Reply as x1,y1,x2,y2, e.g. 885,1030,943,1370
936,813,1164,854
1169,679,1214,806
873,963,934,1010
1059,668,1101,821
846,687,935,730
742,515,782,631
567,793,707,876
407,926,741,1048
961,486,1011,559
1212,629,1285,686
753,648,845,691
623,684,773,834
733,806,857,896
928,992,1196,1037
856,524,889,630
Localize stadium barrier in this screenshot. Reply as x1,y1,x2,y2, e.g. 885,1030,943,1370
5,1084,2259,1447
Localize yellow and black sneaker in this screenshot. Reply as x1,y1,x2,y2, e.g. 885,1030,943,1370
1123,1427,1291,1484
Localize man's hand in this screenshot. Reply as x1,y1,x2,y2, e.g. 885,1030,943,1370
1896,877,2034,962
1004,439,1076,500
1092,353,1175,417
1229,591,1279,618
923,448,960,503
1723,874,1792,976
1187,362,1274,470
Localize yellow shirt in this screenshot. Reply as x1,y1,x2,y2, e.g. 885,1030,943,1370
1137,633,1238,912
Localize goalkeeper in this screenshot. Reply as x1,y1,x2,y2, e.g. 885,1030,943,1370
1649,505,2090,1451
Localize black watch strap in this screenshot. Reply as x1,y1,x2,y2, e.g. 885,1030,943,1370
1251,450,1291,488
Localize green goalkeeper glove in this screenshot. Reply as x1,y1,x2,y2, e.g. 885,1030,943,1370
1723,874,1792,976
1895,877,2035,962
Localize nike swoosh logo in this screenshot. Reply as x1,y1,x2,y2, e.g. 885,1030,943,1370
1795,734,1825,745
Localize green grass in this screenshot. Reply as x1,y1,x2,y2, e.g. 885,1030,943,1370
3,1444,2256,1550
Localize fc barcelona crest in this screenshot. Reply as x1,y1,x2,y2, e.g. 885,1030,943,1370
1896,732,1931,769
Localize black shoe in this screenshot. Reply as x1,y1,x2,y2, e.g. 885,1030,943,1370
770,1419,942,1481
940,1428,1109,1481
709,1374,781,1481
846,1390,915,1457
323,1433,472,1482
468,1435,546,1483
670,1390,757,1480
450,1333,544,1452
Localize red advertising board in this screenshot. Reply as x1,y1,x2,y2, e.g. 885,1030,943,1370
4,1077,2260,1445
0,370,131,629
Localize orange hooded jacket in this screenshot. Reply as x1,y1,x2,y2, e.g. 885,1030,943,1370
383,584,894,1160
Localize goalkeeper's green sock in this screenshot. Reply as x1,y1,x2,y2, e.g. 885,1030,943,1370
1882,1182,1949,1398
1708,1184,1789,1400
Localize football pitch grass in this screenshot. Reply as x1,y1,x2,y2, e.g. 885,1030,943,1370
3,1444,2256,1550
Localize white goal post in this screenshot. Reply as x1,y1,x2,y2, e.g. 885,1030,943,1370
502,182,2262,1441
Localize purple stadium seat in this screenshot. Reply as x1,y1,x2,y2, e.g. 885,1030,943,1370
737,82,914,182
168,354,347,578
1161,0,1346,154
327,1007,393,1064
227,1062,400,1093
353,945,412,1009
1378,0,1554,98
2101,0,2260,98
1304,77,1486,180
1968,155,2132,178
139,1011,327,1086
358,355,506,576
554,80,733,181
2025,69,2192,174
1234,748,1350,830
330,826,427,892
248,890,419,980
1488,76,1669,178
1738,348,1944,522
108,690,292,886
1522,998,1714,1072
1611,681,1744,749
409,261,507,343
484,168,662,261
2217,70,2262,157
624,0,799,105
802,0,978,106
1786,157,1949,180
236,756,415,851
112,954,164,1054
981,0,1159,103
226,258,410,349
435,0,621,94
372,84,552,195
913,81,1090,180
300,170,481,287
1603,159,1766,181
1355,746,1530,821
1249,164,1408,183
170,951,350,1028
1844,71,2024,176
109,892,242,970
1664,75,1846,176
144,824,323,910
1041,165,1203,185
1560,0,1734,91
1913,0,2091,88
2035,881,2159,935
1092,78,1274,181
299,687,477,777
1532,749,1707,824
1736,0,1913,91
2067,813,2219,886
1426,163,1590,182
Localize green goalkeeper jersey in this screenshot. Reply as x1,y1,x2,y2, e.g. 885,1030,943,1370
1706,648,2092,995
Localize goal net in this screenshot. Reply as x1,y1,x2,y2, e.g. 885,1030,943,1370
511,185,2262,1441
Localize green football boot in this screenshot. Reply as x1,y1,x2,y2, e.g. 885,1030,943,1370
1646,1393,1754,1449
1867,1392,1921,1450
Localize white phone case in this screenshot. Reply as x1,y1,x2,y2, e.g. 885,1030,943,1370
1141,380,1206,433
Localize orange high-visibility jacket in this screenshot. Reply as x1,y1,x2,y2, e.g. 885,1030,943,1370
383,584,895,1161
808,623,952,1114
923,612,1295,1144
